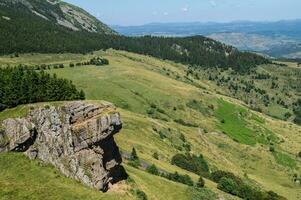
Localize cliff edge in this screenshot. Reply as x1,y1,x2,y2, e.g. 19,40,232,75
0,101,127,192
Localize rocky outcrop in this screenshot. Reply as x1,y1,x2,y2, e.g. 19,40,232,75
0,101,127,192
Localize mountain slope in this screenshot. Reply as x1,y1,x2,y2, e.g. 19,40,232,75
1,51,300,199
3,0,116,34
0,0,113,54
0,0,269,73
113,20,301,58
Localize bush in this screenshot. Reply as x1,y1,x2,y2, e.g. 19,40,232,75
135,189,148,200
130,148,139,161
128,160,140,168
196,176,205,188
264,191,287,200
214,171,286,200
210,170,241,184
171,154,209,177
174,119,198,127
89,57,109,66
161,172,193,186
190,187,217,200
152,152,159,160
179,133,186,142
146,164,159,176
217,177,240,196
169,172,194,186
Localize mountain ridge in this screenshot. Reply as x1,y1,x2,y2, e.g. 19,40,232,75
2,0,117,34
112,20,301,58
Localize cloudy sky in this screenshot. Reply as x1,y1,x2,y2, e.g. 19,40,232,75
64,0,301,26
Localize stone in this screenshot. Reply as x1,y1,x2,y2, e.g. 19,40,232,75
0,101,127,192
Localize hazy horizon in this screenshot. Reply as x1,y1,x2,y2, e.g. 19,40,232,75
111,18,301,27
64,0,301,26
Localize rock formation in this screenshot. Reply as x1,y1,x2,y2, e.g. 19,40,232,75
0,101,127,191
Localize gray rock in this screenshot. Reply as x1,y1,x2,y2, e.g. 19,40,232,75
0,101,127,192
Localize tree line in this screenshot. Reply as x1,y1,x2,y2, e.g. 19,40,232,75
0,67,85,111
0,2,269,73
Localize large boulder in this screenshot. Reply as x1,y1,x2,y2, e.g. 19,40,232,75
0,101,127,192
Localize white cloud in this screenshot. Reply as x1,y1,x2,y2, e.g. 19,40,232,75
181,5,189,12
163,12,169,16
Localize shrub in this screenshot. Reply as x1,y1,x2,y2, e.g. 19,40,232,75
196,176,205,188
210,170,242,184
135,189,148,200
161,172,193,186
130,148,139,161
190,187,217,200
69,63,75,67
152,152,159,160
264,191,287,200
183,143,191,152
179,133,186,142
174,119,198,127
214,171,286,200
171,154,209,176
128,160,140,168
298,151,301,158
217,177,240,196
269,146,275,152
146,164,159,176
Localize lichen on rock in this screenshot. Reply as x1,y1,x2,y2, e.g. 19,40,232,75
0,101,127,192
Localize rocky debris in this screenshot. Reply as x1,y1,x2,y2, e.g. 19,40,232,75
0,101,127,192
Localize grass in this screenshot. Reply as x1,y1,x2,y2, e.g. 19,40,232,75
0,105,29,123
125,165,191,200
0,153,133,200
0,50,300,199
214,99,261,145
272,151,297,169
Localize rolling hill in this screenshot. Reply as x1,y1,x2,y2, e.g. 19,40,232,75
113,20,301,58
0,1,301,200
0,50,300,200
0,0,269,74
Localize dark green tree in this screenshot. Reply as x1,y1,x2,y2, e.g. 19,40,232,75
196,176,205,188
146,164,159,176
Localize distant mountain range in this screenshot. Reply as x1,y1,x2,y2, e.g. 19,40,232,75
112,20,301,58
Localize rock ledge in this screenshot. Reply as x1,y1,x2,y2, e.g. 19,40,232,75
0,101,127,191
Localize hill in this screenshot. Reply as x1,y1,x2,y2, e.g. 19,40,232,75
1,50,300,199
2,0,116,34
112,20,301,58
0,0,268,73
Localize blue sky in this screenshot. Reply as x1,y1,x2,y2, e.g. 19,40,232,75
64,0,301,26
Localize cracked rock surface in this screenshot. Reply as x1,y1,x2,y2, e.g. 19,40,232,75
0,101,127,191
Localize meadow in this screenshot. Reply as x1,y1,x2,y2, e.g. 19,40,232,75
0,50,301,199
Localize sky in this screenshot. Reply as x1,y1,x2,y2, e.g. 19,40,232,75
64,0,301,26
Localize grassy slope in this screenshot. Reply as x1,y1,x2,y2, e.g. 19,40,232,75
0,50,301,199
0,153,132,200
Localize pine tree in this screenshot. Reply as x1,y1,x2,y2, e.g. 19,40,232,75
130,147,139,161
196,176,205,188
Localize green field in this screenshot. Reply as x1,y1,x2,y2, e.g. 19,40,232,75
0,50,301,200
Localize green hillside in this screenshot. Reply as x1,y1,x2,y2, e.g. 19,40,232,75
0,0,268,73
0,50,300,200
